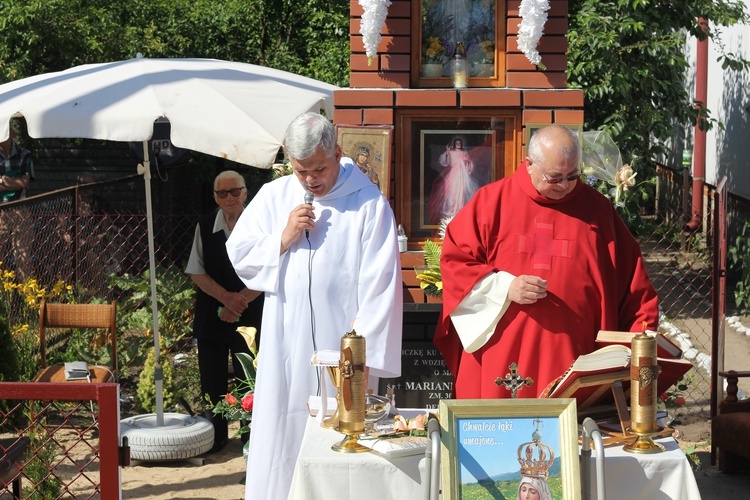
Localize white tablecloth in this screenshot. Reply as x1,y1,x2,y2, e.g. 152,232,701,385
288,419,700,500
287,417,427,500
588,437,702,500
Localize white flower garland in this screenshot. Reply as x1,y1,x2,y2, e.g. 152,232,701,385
359,0,392,64
517,0,550,67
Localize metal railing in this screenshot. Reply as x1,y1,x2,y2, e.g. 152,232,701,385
0,382,121,499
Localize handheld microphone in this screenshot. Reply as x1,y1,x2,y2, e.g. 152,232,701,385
304,192,314,238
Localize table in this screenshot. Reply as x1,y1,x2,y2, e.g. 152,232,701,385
587,437,702,500
288,419,701,500
287,417,428,500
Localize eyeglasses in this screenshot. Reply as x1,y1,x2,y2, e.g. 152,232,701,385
214,187,245,198
534,163,581,185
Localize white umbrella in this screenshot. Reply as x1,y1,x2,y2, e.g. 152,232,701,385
0,56,337,455
0,55,336,167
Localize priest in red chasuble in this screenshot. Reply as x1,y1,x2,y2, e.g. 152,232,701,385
434,125,658,399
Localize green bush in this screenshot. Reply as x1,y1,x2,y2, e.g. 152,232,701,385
136,340,176,414
0,314,23,432
173,347,204,415
110,266,195,377
23,410,62,499
729,221,750,314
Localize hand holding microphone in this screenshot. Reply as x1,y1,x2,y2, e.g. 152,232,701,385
304,192,314,238
280,191,315,253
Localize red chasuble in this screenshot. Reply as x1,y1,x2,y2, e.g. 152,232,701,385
434,165,659,399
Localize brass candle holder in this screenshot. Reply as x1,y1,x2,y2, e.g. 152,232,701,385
624,331,665,454
332,330,369,453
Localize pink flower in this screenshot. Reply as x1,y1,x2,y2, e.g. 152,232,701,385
615,164,636,188
241,393,254,412
408,413,427,431
393,415,409,432
675,396,686,406
225,393,238,406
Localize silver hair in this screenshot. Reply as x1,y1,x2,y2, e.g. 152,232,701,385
284,112,337,161
214,170,245,190
527,125,580,166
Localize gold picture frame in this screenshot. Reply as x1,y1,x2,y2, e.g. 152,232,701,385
336,125,393,199
439,398,581,500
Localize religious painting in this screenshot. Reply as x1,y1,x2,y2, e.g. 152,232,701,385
336,125,393,199
420,129,495,229
396,110,519,248
439,398,581,500
412,0,506,88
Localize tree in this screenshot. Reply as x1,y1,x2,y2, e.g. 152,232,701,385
567,0,749,168
0,0,350,87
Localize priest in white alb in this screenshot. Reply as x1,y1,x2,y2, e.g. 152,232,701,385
226,112,403,500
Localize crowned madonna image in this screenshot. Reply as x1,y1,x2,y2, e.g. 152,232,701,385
515,418,556,500
456,416,563,498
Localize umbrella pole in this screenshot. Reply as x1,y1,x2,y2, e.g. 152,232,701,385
139,140,165,426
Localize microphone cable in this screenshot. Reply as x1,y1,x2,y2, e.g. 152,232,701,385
305,229,321,396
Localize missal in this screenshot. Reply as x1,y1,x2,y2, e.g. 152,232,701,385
595,330,682,359
543,345,693,408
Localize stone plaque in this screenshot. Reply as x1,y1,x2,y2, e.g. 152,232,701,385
378,341,453,410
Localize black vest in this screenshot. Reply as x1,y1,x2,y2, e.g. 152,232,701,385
192,212,264,343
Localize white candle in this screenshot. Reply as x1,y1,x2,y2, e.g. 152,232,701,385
454,70,468,88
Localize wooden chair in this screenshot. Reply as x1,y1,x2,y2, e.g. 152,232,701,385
33,300,118,384
711,370,750,472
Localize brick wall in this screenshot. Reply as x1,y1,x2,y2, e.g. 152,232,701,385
339,0,584,304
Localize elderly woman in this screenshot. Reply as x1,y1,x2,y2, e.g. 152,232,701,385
186,170,264,453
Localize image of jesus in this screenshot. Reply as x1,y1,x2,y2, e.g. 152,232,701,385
428,137,480,224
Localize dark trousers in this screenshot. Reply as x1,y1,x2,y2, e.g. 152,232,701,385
197,333,251,443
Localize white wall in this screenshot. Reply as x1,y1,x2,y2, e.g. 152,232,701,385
685,2,750,200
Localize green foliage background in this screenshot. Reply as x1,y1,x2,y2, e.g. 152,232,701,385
567,0,749,172
459,475,563,499
1,0,747,171
0,0,350,87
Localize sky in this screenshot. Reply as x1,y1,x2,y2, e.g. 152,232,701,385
457,416,560,482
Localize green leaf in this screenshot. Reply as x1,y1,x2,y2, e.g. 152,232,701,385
423,239,443,271
236,352,256,382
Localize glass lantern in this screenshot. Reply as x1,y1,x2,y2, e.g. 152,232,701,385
451,42,468,88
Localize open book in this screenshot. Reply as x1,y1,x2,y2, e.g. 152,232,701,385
544,344,693,409
596,330,682,359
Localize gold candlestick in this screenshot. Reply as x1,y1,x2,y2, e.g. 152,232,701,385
624,331,665,454
332,330,369,453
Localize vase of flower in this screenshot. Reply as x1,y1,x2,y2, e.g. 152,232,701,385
421,36,446,77
474,63,495,77
421,63,444,78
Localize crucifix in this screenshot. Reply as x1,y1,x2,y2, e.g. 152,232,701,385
495,362,533,399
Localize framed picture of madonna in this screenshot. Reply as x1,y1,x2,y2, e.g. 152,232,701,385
411,0,506,88
336,125,393,199
438,398,581,500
